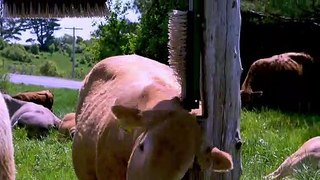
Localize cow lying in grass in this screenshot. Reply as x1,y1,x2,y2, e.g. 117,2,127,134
0,92,15,180
3,93,61,139
265,136,320,179
58,112,76,138
12,90,54,112
72,54,233,180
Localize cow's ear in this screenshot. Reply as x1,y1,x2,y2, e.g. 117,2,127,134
198,147,233,172
210,147,233,172
111,105,146,132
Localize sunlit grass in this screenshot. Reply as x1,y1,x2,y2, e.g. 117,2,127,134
241,108,320,179
6,83,78,179
2,51,91,80
5,83,320,179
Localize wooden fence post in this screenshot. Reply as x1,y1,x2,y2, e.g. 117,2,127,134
201,0,242,179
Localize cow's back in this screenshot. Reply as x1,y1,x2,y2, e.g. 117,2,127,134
246,55,302,91
12,90,54,111
242,53,311,111
75,54,180,136
73,54,180,179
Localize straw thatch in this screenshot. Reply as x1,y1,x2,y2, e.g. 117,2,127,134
2,0,109,18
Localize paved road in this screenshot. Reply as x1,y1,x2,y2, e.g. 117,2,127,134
8,73,83,90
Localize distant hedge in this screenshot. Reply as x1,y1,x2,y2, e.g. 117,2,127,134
1,44,32,63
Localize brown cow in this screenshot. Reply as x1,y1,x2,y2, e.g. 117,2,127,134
265,136,320,179
12,90,54,111
241,52,320,112
58,112,76,138
72,54,233,180
0,92,15,180
3,93,61,139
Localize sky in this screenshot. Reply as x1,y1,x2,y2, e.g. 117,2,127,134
16,0,140,44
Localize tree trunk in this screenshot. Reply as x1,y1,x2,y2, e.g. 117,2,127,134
201,0,242,179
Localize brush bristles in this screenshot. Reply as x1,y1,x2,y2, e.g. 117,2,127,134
168,10,188,97
2,1,109,18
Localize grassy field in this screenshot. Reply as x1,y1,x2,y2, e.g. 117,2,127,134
241,109,320,179
0,51,92,80
6,83,78,179
5,83,320,179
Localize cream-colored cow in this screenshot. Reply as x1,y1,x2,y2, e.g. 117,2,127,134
0,92,15,180
72,54,233,180
265,136,320,179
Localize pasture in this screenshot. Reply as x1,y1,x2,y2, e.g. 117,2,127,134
5,83,320,179
6,83,77,179
1,51,91,80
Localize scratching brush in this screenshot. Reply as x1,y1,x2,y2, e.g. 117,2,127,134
1,0,109,18
168,10,188,100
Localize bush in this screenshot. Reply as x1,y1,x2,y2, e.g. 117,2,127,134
39,61,61,77
23,45,30,51
65,44,72,57
75,68,86,80
1,45,32,62
75,45,84,53
0,69,10,93
49,43,55,55
79,58,86,65
75,42,86,53
79,50,94,65
0,39,8,50
29,44,40,55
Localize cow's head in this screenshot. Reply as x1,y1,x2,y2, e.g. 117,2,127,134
111,99,233,180
240,90,263,108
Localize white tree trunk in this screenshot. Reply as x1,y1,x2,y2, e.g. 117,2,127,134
201,0,242,179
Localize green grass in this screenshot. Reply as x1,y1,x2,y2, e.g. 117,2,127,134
5,83,320,179
5,83,78,179
241,108,320,179
14,129,76,180
36,52,91,78
0,51,92,80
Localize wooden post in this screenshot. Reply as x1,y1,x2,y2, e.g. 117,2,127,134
201,0,242,179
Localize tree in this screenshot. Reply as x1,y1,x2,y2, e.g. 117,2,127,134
87,0,193,64
27,18,61,50
76,36,84,43
133,0,188,15
58,34,74,44
0,18,28,41
133,0,188,65
52,34,73,53
89,0,139,61
132,0,320,66
241,0,320,19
